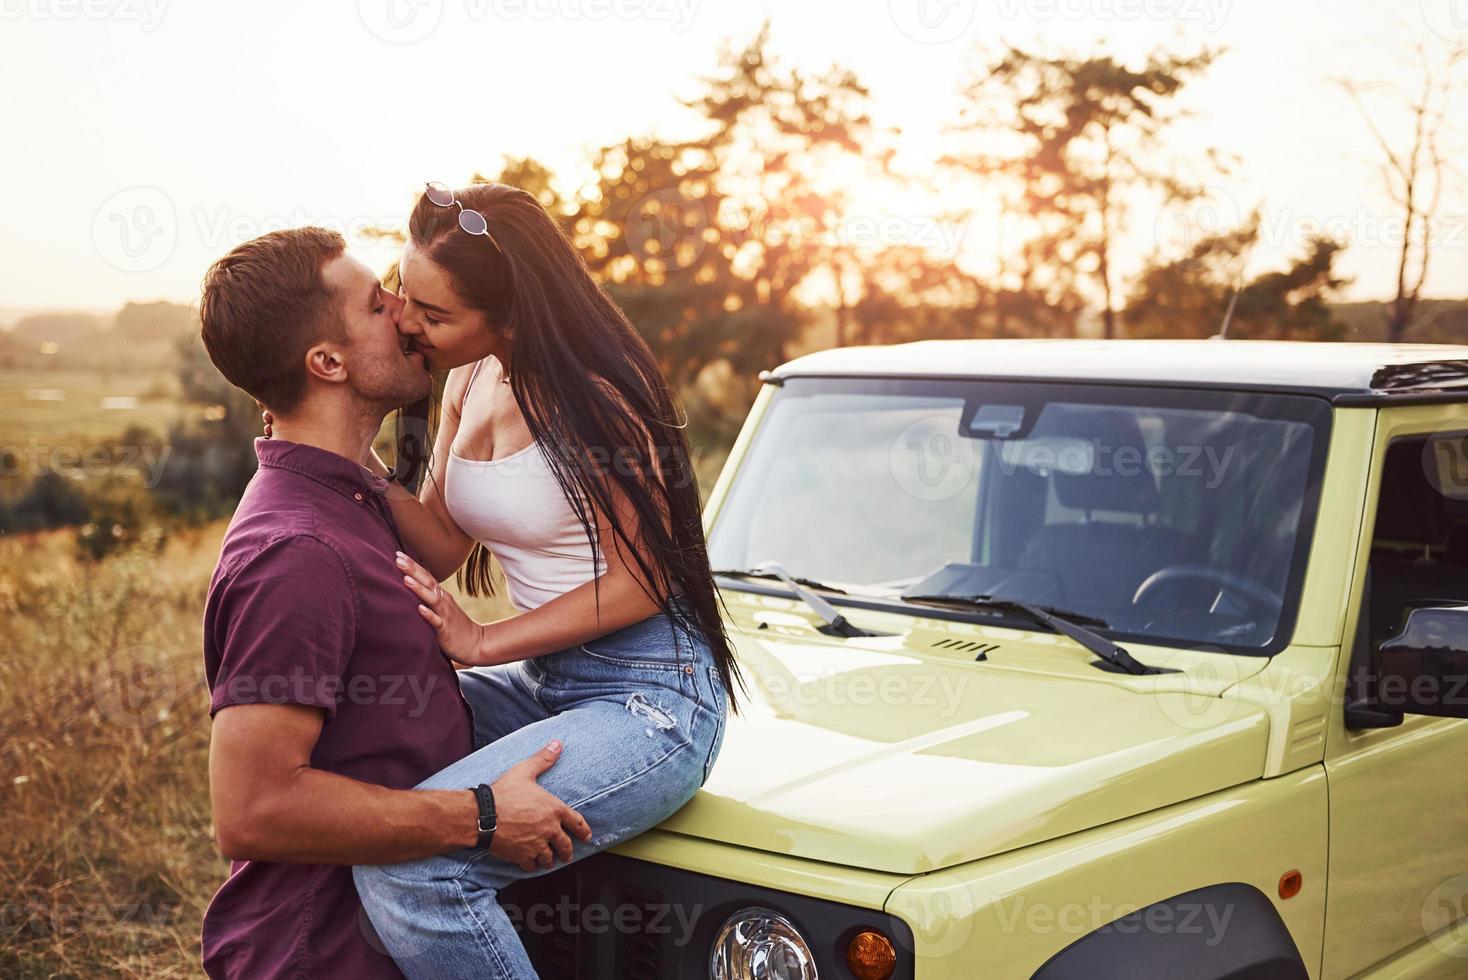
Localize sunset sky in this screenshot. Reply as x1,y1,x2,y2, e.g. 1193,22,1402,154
1,0,1465,316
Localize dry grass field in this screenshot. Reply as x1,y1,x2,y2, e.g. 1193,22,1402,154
1,523,223,978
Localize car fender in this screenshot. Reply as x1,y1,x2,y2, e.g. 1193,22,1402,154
1031,882,1308,980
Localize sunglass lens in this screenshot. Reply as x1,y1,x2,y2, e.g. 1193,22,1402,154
458,209,489,236
425,182,456,207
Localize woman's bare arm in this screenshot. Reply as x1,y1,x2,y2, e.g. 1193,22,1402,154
376,365,477,581
399,402,676,664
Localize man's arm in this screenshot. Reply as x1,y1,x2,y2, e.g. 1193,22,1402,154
210,702,592,871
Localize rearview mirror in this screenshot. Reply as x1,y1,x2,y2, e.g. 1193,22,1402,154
1374,604,1468,719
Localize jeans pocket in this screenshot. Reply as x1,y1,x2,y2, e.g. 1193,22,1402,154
575,614,708,676
701,666,727,784
575,640,684,672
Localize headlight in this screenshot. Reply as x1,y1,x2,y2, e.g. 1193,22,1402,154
710,906,819,979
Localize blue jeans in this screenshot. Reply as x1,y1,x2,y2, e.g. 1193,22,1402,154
353,606,727,980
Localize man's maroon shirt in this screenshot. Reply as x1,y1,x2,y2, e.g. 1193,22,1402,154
201,438,473,979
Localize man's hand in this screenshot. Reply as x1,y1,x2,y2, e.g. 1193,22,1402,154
211,703,489,866
488,740,593,872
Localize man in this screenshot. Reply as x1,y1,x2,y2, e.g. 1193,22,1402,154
197,227,591,979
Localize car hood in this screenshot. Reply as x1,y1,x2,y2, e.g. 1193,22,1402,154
660,615,1271,875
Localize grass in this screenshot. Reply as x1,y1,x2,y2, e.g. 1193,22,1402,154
0,523,224,978
0,367,195,449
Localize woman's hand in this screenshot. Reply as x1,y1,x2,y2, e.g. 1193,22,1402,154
395,552,486,664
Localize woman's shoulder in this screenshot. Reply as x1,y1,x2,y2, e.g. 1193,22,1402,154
440,365,470,421
443,357,501,418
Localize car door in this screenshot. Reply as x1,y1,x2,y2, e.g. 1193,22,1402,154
1322,404,1468,978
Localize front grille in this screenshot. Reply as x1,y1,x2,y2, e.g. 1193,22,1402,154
500,852,915,979
618,883,665,979
503,854,679,978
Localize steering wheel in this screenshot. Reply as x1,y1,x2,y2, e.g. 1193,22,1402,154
1131,564,1281,618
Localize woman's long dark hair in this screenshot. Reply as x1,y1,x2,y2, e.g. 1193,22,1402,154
397,182,741,707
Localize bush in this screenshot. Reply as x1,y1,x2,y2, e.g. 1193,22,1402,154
7,471,92,531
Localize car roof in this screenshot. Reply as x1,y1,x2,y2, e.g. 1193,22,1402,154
768,339,1468,402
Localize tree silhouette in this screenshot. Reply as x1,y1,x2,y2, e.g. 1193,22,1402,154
1338,42,1466,342
1125,221,1349,341
951,44,1223,338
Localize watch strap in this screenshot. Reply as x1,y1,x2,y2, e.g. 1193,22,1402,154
473,783,496,850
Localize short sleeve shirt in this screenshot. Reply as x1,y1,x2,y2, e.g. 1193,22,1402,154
200,438,473,980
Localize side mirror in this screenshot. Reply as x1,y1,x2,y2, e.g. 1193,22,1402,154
1373,604,1468,719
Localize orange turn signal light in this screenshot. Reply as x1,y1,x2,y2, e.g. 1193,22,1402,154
1279,870,1303,899
847,929,897,980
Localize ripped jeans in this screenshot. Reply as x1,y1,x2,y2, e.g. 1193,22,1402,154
353,605,727,980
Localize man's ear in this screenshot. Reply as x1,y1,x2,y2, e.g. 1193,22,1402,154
303,343,348,386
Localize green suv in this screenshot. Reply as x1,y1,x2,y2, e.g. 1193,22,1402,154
504,339,1468,980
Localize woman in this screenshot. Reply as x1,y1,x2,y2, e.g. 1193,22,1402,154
348,182,737,980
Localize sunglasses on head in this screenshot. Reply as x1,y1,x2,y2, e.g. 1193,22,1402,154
425,182,503,254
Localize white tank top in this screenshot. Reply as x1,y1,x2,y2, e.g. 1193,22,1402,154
442,362,606,611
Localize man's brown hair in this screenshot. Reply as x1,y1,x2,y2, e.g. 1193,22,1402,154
199,227,347,413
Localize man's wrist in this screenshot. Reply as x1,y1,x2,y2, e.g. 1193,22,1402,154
448,789,481,850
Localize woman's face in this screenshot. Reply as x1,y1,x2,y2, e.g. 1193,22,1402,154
395,239,502,372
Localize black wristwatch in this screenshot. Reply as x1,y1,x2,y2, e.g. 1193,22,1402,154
473,783,496,850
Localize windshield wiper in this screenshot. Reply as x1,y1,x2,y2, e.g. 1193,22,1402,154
714,565,848,595
901,593,1160,676
713,562,877,638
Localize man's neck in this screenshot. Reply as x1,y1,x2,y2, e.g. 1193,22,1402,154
269,399,383,467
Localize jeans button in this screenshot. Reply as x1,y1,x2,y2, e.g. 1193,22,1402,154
684,665,694,675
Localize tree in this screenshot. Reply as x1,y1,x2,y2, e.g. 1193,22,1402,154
950,44,1223,338
1122,218,1258,338
570,135,764,388
11,312,102,348
849,244,989,345
156,332,260,516
567,22,883,393
673,22,882,356
488,156,572,224
1124,223,1350,341
1229,236,1350,341
112,301,196,343
1338,43,1466,342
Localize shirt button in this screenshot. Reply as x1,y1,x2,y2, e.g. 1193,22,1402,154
353,492,364,501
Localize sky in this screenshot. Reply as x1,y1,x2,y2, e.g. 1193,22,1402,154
1,0,1466,317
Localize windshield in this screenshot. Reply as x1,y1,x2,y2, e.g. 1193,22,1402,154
707,377,1332,653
